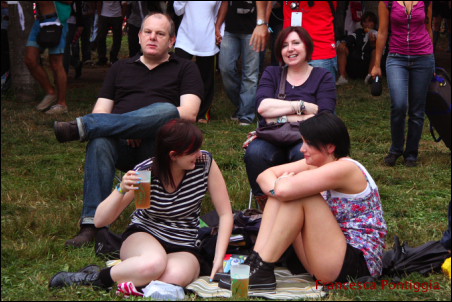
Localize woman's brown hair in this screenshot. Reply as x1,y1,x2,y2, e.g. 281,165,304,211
152,119,203,188
274,26,315,63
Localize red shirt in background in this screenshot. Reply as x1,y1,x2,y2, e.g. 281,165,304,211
283,1,337,60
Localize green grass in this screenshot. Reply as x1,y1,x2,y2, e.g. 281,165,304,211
1,35,451,300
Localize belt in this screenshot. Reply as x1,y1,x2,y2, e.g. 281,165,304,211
37,13,58,21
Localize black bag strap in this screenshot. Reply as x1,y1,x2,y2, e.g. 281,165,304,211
327,1,337,42
278,66,288,100
430,124,442,143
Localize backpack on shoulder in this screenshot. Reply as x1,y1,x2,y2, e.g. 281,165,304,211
426,67,451,150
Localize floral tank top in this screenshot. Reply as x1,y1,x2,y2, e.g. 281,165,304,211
322,158,387,277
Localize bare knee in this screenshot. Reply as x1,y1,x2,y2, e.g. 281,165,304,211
159,264,199,287
313,272,338,284
138,258,166,280
24,52,39,69
49,56,64,72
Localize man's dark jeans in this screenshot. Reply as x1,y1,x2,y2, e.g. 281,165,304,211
79,103,179,225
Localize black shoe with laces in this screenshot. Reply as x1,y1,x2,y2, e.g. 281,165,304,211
78,265,101,274
218,251,276,290
213,251,259,282
49,271,102,289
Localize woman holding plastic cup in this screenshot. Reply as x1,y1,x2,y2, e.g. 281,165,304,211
49,119,234,293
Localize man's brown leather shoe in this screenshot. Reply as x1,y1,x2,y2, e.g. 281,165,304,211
54,121,80,143
65,225,99,248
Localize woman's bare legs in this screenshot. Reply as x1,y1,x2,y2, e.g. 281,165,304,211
253,196,283,253
159,252,200,287
111,232,168,286
110,232,200,287
257,194,347,283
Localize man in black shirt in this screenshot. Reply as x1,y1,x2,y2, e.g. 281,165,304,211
54,13,203,248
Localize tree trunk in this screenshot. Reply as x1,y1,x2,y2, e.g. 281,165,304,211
8,1,40,102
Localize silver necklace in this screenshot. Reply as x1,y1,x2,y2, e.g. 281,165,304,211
288,67,310,89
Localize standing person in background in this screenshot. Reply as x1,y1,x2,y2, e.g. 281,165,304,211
173,1,223,123
24,1,72,115
89,1,99,54
216,1,269,126
95,1,127,66
258,1,273,73
79,1,94,64
269,1,284,67
63,1,83,80
371,1,434,168
432,1,451,52
282,1,338,83
126,1,145,58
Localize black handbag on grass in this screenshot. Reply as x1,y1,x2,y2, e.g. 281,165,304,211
255,66,303,146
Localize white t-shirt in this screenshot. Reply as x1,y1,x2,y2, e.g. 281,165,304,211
101,1,124,18
174,1,224,56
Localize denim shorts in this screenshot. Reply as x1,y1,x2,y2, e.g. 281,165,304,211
26,15,68,54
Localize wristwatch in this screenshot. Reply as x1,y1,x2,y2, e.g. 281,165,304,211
277,115,288,123
256,19,268,26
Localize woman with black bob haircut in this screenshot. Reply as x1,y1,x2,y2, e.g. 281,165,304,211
219,113,387,290
49,119,234,294
298,111,351,159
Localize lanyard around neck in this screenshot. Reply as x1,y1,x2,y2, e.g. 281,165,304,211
402,1,412,43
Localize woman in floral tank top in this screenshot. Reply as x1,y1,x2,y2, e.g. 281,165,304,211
221,113,387,290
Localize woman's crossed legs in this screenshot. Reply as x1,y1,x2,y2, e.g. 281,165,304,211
254,194,347,283
111,232,200,287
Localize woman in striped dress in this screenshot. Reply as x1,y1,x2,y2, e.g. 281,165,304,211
49,119,234,293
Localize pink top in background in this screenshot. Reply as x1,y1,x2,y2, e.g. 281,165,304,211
384,1,433,55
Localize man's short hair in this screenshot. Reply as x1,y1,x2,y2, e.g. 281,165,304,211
140,12,176,38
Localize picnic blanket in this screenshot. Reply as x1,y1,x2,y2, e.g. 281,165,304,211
186,268,326,300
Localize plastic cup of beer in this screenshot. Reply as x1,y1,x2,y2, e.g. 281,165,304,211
230,264,250,299
134,170,151,209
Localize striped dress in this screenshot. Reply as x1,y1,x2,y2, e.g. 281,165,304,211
130,150,213,247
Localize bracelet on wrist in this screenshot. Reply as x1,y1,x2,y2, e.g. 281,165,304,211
115,183,126,195
301,101,305,114
290,101,296,114
268,175,291,196
296,100,302,115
